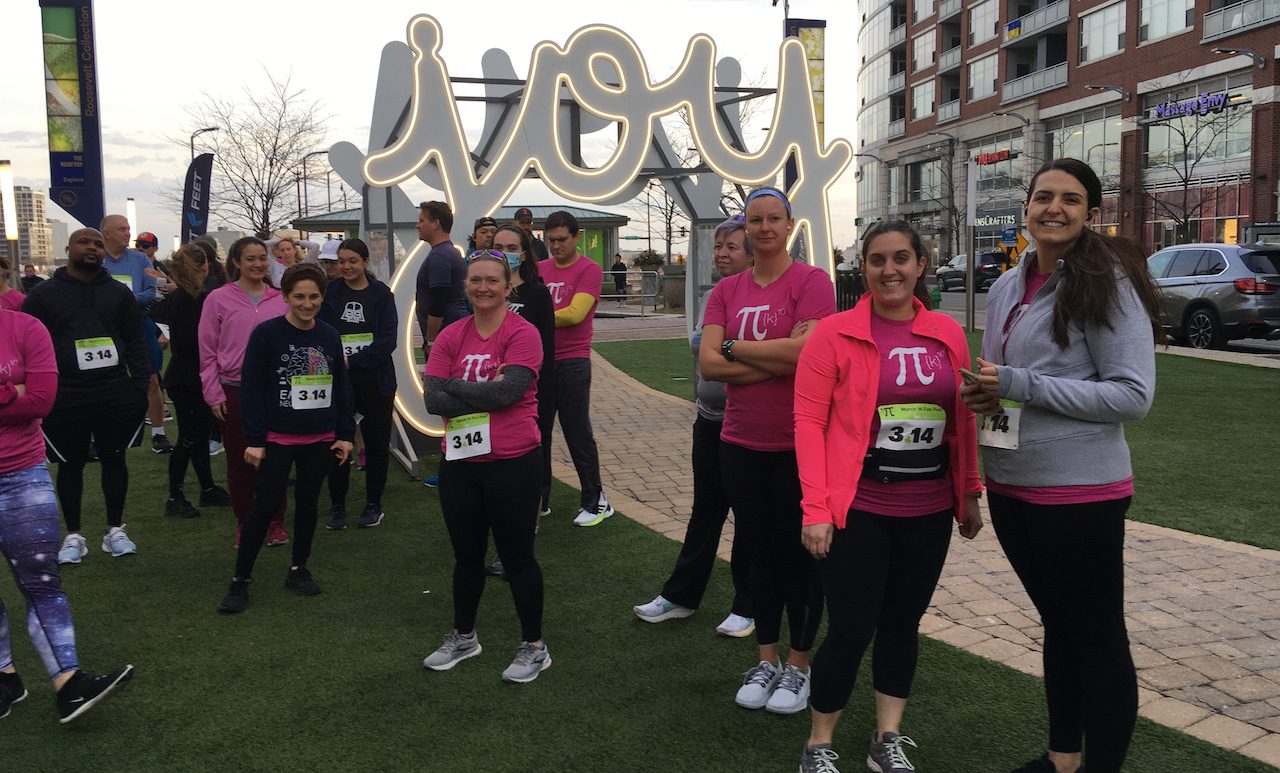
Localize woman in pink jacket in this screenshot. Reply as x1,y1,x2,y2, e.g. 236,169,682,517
793,221,983,773
198,237,289,547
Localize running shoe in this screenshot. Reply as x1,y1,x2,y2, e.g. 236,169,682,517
423,629,482,671
1010,755,1081,773
485,557,505,577
799,744,841,773
0,672,27,720
285,566,323,596
716,613,755,638
357,504,384,528
56,665,134,725
217,578,250,613
199,485,231,507
208,440,224,456
101,526,137,557
867,732,918,772
326,505,347,531
573,494,614,527
266,521,289,546
633,595,695,623
766,664,811,714
421,475,439,488
58,533,88,565
164,497,200,519
501,641,552,683
539,506,551,518
734,660,781,709
151,434,174,454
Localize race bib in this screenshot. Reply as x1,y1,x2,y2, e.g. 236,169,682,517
290,375,333,410
445,412,492,461
875,403,946,451
978,400,1023,450
112,274,132,288
75,337,117,371
341,333,373,357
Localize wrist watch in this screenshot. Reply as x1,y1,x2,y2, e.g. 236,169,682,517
721,339,737,362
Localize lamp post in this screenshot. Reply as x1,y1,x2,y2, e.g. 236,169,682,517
1212,47,1267,69
1085,84,1131,102
0,160,17,286
189,127,218,160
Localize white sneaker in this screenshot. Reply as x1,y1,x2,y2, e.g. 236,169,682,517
539,506,551,518
765,664,810,714
734,660,781,709
716,613,755,638
633,595,695,623
101,526,138,557
573,494,614,527
208,440,224,456
58,533,88,565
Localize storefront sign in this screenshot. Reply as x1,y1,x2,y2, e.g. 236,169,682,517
1151,92,1231,121
975,213,1017,228
976,149,1011,166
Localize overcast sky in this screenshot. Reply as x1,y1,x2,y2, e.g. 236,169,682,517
1,0,857,255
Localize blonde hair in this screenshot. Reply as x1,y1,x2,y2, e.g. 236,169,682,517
169,244,208,298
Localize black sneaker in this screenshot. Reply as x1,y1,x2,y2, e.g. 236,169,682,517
357,504,384,528
0,672,27,720
199,485,231,507
217,578,250,613
326,505,347,531
55,665,134,724
164,497,200,519
485,557,505,577
285,567,323,596
151,435,174,454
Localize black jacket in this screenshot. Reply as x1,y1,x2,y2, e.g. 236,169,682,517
319,276,399,397
162,287,206,393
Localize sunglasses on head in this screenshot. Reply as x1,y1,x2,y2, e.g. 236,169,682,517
467,249,507,263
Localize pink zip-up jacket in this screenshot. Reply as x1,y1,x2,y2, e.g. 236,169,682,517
198,282,286,406
794,296,982,529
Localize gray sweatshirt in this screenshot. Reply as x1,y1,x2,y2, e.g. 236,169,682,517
692,291,726,421
980,251,1155,487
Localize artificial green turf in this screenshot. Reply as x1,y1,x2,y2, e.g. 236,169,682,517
594,338,695,402
0,450,1271,771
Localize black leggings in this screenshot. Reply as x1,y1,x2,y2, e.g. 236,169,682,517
720,442,822,651
810,508,953,713
43,400,145,532
989,493,1136,773
167,385,214,499
328,380,394,509
440,449,544,643
235,442,335,580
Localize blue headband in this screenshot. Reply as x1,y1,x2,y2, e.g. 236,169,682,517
745,188,792,217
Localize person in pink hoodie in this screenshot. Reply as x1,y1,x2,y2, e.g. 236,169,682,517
792,221,982,773
198,237,289,547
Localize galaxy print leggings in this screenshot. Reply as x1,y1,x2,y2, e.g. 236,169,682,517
0,464,79,678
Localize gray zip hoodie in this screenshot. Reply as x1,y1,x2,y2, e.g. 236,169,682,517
980,251,1155,487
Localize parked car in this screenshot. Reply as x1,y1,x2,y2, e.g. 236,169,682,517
1147,243,1280,349
936,251,1006,291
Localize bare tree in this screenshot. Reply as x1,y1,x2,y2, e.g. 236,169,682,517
160,72,328,237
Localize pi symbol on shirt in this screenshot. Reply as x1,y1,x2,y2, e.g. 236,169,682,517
888,347,936,387
460,353,493,381
735,305,772,340
340,302,365,324
546,282,566,304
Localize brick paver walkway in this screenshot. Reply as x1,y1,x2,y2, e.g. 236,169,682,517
544,328,1280,768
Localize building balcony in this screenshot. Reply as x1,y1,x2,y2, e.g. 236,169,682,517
1003,0,1069,46
937,99,961,124
1002,61,1068,102
937,46,961,73
889,23,907,47
1203,0,1280,40
888,71,906,94
889,119,906,139
938,0,961,22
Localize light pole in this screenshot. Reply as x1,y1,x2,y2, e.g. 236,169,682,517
301,151,327,218
1212,47,1267,69
0,160,18,285
1085,84,1131,102
189,127,218,160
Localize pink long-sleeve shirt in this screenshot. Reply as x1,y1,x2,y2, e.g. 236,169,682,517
198,281,286,406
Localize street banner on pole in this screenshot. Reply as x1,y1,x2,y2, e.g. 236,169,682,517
180,153,215,243
39,0,105,228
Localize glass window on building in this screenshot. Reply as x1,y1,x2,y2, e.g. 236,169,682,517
1080,2,1126,63
1045,104,1123,184
967,54,997,101
913,0,935,23
968,0,998,46
907,159,944,203
967,133,1027,205
862,7,893,56
857,162,880,216
859,99,891,147
911,80,936,120
860,53,892,104
1143,72,1253,169
1138,0,1194,43
912,30,936,72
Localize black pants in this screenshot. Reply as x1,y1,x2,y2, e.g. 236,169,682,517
720,441,822,651
328,380,394,510
537,367,556,512
810,508,953,713
989,492,1136,773
235,442,335,580
440,450,544,643
551,357,603,510
167,385,215,499
43,398,145,533
661,415,751,616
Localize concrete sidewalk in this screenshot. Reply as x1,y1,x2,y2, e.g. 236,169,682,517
544,327,1280,767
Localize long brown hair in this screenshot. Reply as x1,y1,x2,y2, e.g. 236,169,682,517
1026,159,1165,347
169,244,208,299
860,220,932,310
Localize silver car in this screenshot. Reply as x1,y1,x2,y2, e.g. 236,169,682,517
1147,243,1280,349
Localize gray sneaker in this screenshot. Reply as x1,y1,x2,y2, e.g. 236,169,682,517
799,743,841,773
867,732,917,773
423,629,482,671
501,641,552,683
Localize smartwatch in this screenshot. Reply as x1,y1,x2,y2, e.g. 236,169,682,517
721,339,737,362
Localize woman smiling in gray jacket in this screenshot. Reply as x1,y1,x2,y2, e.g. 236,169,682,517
962,158,1164,773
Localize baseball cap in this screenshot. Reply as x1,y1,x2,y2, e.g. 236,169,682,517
513,207,534,223
474,216,498,231
318,240,340,260
136,232,158,248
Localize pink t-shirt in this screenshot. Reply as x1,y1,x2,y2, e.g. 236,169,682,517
0,310,58,475
0,289,24,311
424,311,543,461
538,255,602,360
703,261,836,451
853,314,957,517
